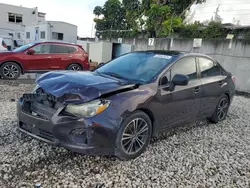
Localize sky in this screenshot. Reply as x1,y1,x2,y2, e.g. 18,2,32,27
187,0,250,25
0,0,106,37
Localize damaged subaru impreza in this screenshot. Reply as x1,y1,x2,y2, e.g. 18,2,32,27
17,51,235,160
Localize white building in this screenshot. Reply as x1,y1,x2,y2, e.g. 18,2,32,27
24,21,77,44
185,0,250,26
0,3,45,40
0,3,77,48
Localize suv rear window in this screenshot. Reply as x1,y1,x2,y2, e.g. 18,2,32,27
2,40,6,47
69,46,77,53
52,45,69,53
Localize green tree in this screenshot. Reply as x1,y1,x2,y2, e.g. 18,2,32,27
93,6,103,17
146,4,171,36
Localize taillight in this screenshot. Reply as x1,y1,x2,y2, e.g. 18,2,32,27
231,76,236,84
2,40,7,48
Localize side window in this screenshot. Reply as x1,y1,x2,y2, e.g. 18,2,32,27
52,45,70,53
170,57,197,81
31,44,51,54
198,58,221,78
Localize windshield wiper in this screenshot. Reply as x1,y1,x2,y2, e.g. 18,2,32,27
101,72,128,80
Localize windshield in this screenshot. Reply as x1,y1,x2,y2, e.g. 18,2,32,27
13,43,35,52
95,52,177,83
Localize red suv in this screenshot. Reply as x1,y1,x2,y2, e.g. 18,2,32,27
0,41,90,79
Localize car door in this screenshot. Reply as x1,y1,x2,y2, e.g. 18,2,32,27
49,44,71,70
155,56,202,131
197,57,228,117
23,44,52,70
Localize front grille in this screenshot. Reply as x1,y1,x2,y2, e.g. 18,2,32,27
20,123,55,142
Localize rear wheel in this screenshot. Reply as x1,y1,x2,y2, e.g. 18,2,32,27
115,111,152,160
67,63,82,71
0,62,21,80
208,94,229,123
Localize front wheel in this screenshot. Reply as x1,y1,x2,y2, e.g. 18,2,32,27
0,62,21,80
208,94,230,123
115,111,152,160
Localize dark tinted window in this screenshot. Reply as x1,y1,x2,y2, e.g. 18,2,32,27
52,45,69,53
31,44,52,54
198,58,221,77
69,46,77,53
170,57,197,80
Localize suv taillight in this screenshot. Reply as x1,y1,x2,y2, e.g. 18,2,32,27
2,40,7,48
232,76,236,84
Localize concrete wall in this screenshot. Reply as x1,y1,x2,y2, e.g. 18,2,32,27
89,41,112,63
112,38,250,93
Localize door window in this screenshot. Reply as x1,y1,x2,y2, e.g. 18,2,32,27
170,57,197,81
52,45,70,53
198,58,221,77
31,44,51,54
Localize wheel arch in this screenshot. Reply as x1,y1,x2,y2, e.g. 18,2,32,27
136,108,156,137
0,60,24,74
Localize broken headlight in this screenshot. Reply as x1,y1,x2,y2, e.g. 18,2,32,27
65,99,111,117
32,84,39,93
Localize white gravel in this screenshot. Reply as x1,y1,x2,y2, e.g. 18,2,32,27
0,84,250,188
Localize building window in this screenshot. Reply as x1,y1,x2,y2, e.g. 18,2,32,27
52,32,64,40
17,33,21,39
8,13,22,23
40,31,46,39
26,32,30,39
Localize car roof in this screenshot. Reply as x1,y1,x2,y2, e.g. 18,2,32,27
133,50,214,59
33,40,80,47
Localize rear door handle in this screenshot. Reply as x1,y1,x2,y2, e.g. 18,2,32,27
68,56,72,58
46,56,51,59
194,86,200,93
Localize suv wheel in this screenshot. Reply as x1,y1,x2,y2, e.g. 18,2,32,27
208,94,229,123
0,62,21,80
115,111,152,160
67,63,82,71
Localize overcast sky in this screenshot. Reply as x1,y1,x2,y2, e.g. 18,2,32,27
0,0,106,37
1,0,250,37
188,0,250,25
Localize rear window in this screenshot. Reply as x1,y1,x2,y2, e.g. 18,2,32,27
69,46,77,53
2,40,6,46
52,45,69,53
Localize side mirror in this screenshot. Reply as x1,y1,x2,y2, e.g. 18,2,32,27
27,49,35,55
172,74,189,86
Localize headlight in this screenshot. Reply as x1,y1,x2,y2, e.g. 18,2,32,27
65,99,111,117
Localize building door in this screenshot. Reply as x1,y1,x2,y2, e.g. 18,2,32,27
35,27,39,41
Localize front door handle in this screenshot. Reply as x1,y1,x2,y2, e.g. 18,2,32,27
46,56,51,59
193,86,200,93
68,56,72,58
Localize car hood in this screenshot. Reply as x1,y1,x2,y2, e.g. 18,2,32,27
36,71,137,103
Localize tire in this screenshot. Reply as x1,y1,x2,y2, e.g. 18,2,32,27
0,62,21,80
67,63,82,71
208,94,230,123
115,111,152,160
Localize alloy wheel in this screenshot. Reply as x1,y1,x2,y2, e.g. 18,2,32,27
70,65,81,71
121,118,149,155
3,64,19,79
217,98,229,121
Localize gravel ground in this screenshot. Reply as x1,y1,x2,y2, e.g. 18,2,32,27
0,84,250,188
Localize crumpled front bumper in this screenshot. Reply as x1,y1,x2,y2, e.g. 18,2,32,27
17,97,117,155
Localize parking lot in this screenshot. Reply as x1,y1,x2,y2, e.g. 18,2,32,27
0,84,249,187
